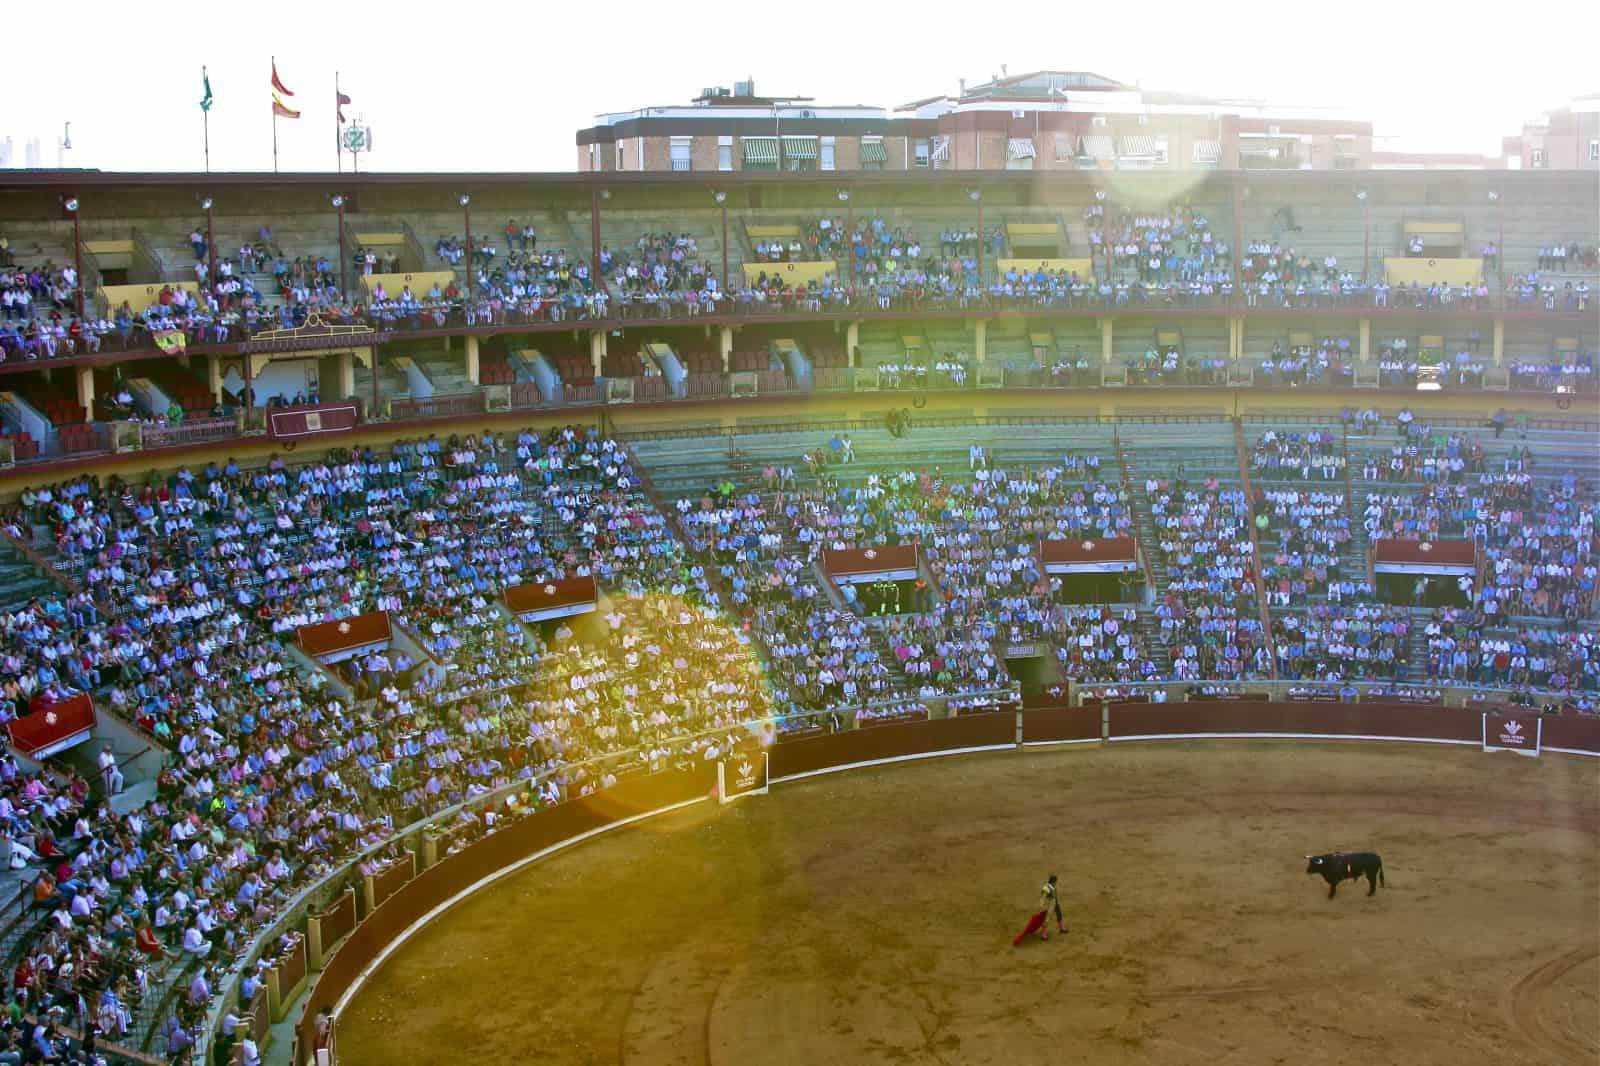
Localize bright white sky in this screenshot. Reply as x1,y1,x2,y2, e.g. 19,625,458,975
8,1,1597,174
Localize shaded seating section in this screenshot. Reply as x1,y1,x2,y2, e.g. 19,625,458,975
142,364,215,413
602,349,646,378
729,345,787,392
479,349,516,386
808,339,848,368
671,340,724,398
13,378,85,428
1,428,38,460
603,348,666,400
57,422,106,453
730,346,773,372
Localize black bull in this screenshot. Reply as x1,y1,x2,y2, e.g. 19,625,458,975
1305,852,1385,898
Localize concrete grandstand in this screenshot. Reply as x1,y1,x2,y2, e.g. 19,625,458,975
0,168,1594,1065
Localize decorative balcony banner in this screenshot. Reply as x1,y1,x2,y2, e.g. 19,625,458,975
1039,536,1139,574
821,545,919,584
505,575,598,622
297,611,392,664
267,401,360,440
6,693,97,758
1372,539,1476,577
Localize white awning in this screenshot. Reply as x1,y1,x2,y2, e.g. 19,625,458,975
1080,135,1114,160
1008,137,1036,160
741,137,779,163
931,135,951,162
1118,136,1157,157
1192,140,1222,163
1054,133,1075,161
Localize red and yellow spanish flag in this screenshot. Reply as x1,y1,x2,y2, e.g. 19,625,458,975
271,59,300,119
153,328,187,354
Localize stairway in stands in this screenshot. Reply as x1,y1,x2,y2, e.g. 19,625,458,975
0,539,60,612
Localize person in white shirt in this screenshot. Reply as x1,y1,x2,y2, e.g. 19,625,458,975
182,922,210,957
97,745,123,794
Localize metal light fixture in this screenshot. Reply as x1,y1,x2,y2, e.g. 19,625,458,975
968,189,981,202
1094,189,1106,201
63,197,79,213
459,194,471,207
200,197,214,211
1355,189,1368,202
1488,190,1500,202
713,191,726,204
600,189,611,200
331,195,345,208
837,189,850,203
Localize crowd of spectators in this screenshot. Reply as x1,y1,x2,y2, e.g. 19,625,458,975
1091,206,1228,289
1142,470,1269,680
1252,489,1352,606
1272,604,1408,680
1254,337,1354,388
0,424,793,1059
0,408,1593,1055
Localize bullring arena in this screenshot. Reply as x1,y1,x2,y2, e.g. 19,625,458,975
334,737,1599,1066
0,166,1594,1066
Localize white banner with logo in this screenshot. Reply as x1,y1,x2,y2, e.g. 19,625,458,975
718,751,770,803
1482,713,1541,757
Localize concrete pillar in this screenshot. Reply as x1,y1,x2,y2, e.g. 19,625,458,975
1359,318,1371,361
1492,318,1505,366
974,319,987,363
1099,318,1113,364
589,330,606,379
75,366,94,421
465,334,481,385
338,351,356,400
205,354,223,403
846,321,860,367
306,914,327,971
719,326,734,372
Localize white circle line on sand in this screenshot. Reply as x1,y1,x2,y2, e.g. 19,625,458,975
332,796,709,1023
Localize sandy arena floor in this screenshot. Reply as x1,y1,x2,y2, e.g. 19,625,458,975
339,742,1599,1065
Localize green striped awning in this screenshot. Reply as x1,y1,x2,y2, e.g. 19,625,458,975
1079,135,1114,160
742,137,779,164
860,139,887,163
782,137,818,160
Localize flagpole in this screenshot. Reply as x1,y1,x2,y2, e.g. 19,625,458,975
201,65,212,173
335,72,343,175
271,55,279,174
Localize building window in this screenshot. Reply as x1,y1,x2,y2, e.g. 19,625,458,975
670,138,692,172
1153,140,1169,166
1531,148,1547,168
1137,113,1150,126
1091,115,1107,128
820,137,836,171
718,141,733,171
913,139,930,168
1590,139,1599,162
782,137,819,171
860,138,886,171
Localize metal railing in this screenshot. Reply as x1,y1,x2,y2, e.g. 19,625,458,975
1069,678,1587,708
